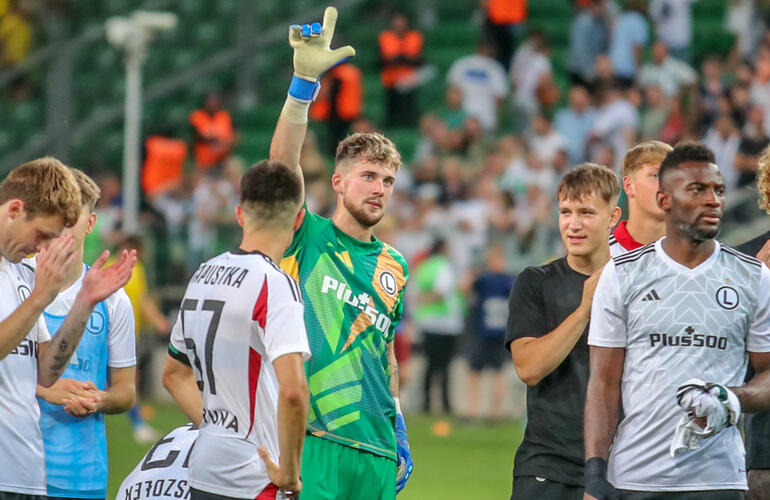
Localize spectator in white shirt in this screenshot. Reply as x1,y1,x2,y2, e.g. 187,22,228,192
703,113,742,189
447,40,509,132
638,41,698,97
648,0,695,62
589,84,640,171
510,31,552,121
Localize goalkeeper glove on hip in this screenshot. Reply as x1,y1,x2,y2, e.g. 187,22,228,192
394,399,413,494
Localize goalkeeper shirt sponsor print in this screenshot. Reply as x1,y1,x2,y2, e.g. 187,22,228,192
281,212,408,461
589,239,770,491
169,249,310,499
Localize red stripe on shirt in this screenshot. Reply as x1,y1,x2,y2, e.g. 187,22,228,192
612,220,643,251
252,276,268,328
246,347,262,436
255,483,278,500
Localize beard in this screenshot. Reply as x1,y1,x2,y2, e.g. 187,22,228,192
343,195,384,228
676,218,720,243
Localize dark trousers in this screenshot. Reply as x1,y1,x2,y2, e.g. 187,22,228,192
384,87,417,127
511,476,583,500
483,17,515,71
0,493,47,500
618,490,745,499
422,332,457,413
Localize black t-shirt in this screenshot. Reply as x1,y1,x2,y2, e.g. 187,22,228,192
504,257,589,486
736,232,770,469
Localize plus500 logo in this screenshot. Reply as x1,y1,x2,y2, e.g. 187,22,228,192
321,275,392,334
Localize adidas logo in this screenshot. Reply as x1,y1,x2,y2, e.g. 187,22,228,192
641,289,661,301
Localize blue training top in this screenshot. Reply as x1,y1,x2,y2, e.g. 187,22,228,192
38,294,110,499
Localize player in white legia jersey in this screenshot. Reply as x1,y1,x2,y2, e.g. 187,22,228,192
584,143,770,499
161,160,309,500
116,424,198,500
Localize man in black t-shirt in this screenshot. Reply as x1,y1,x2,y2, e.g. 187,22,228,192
737,148,770,500
505,163,621,500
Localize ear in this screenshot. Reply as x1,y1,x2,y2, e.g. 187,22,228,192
656,190,670,212
7,199,25,219
623,175,634,198
293,208,306,231
235,205,245,228
331,171,344,195
86,212,97,234
610,205,622,228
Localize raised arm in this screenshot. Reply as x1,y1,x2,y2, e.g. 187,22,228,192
38,249,136,387
511,269,602,386
270,6,355,194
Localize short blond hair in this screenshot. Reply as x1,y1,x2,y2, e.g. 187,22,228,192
757,145,770,214
0,157,81,227
70,168,101,212
558,162,620,205
335,132,401,171
621,140,673,178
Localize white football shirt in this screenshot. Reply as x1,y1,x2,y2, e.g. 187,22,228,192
169,249,310,498
116,424,198,500
589,239,770,491
0,258,51,494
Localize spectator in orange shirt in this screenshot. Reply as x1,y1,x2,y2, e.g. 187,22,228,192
141,127,188,200
378,12,424,127
483,0,527,70
310,61,364,156
188,92,236,170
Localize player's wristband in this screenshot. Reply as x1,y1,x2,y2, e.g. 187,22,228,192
585,457,607,480
288,74,320,103
281,96,310,125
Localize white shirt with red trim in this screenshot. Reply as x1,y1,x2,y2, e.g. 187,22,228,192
609,220,644,258
169,249,310,499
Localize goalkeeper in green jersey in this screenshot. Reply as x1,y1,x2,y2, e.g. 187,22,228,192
269,7,413,500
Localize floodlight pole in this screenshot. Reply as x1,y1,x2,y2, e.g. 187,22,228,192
122,46,143,235
107,11,177,235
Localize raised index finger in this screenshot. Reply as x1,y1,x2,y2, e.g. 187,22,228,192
321,6,338,42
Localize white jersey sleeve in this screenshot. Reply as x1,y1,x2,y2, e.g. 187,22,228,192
107,288,137,368
748,263,770,353
588,260,627,348
169,310,186,357
263,274,310,363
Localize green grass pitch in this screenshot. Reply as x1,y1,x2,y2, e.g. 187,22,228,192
106,403,524,500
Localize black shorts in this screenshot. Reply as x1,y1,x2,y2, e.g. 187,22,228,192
0,493,47,500
511,476,583,500
468,337,508,372
746,411,770,470
617,489,744,499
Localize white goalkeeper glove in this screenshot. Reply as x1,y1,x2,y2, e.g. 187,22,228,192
676,378,741,437
287,6,355,103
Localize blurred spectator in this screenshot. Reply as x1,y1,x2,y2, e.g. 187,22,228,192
588,85,639,170
750,56,770,137
735,135,769,187
527,114,566,166
187,169,238,273
640,85,669,140
448,39,509,131
414,236,463,411
482,0,527,70
554,85,597,165
726,0,760,62
310,62,363,156
744,104,768,141
442,85,469,130
568,0,610,89
189,91,236,170
648,0,695,62
378,12,424,127
0,0,31,68
511,31,554,123
609,0,649,87
703,113,741,189
699,54,727,131
464,244,514,421
141,127,188,200
638,41,697,97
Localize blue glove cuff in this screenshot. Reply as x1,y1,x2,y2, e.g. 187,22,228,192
395,413,407,432
288,75,320,102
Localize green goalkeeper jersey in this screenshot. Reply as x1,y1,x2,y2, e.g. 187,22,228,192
280,211,408,461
